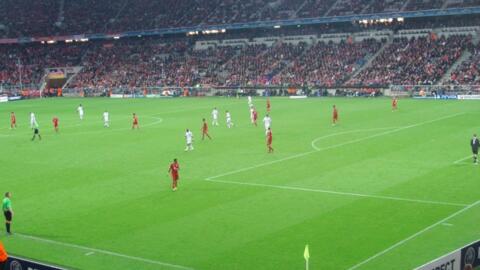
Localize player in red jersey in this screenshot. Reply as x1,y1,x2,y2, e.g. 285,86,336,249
52,117,59,133
392,97,398,111
201,118,211,140
266,127,273,153
132,113,139,129
250,107,258,126
266,98,271,113
10,112,16,129
332,105,339,126
168,158,180,191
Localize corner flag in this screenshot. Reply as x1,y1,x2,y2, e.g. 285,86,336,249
304,244,310,270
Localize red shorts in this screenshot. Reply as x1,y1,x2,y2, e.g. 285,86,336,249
133,121,138,125
267,139,272,145
171,174,179,181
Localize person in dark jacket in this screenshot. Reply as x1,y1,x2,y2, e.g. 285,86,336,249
471,134,479,165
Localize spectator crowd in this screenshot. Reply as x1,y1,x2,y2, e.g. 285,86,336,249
1,0,479,38
2,31,479,92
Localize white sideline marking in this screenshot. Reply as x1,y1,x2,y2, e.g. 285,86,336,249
85,251,95,256
14,233,193,270
15,233,194,270
453,155,473,164
441,223,453,226
347,200,480,270
205,179,468,207
207,113,465,181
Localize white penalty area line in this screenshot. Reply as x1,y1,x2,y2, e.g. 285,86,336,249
204,113,467,207
207,113,465,181
15,233,194,270
310,126,402,151
204,179,468,207
312,113,464,152
347,200,480,270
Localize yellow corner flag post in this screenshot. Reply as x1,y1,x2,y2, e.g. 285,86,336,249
304,244,310,270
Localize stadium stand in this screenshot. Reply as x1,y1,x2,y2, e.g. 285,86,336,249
347,35,471,86
1,0,480,38
1,0,480,96
405,0,446,11
274,39,383,87
363,0,408,14
0,44,87,87
327,0,373,16
0,0,59,38
449,42,480,84
0,30,477,92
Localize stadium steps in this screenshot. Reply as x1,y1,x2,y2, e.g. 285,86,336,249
325,0,341,16
56,0,65,27
400,0,412,11
441,0,458,9
361,0,377,14
294,0,310,18
346,36,393,83
269,39,313,80
63,67,84,89
440,49,472,84
104,0,129,32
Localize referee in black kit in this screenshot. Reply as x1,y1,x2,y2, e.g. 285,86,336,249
472,134,479,165
31,127,41,141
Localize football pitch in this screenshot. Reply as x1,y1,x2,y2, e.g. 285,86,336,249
0,97,478,270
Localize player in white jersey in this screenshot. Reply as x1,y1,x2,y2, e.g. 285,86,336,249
263,114,272,134
30,112,38,129
212,108,219,126
226,110,234,128
77,104,84,120
247,96,253,108
103,111,110,128
185,129,194,151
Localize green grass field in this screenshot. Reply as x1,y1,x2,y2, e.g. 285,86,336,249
0,97,479,270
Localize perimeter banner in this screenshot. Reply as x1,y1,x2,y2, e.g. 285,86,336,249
458,95,480,100
416,240,480,270
461,241,480,269
6,256,65,270
415,250,460,270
